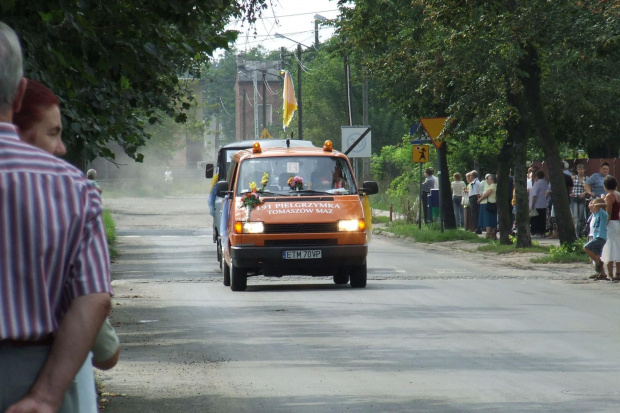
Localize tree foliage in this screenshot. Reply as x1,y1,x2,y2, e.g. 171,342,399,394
337,0,620,243
286,37,408,152
1,0,269,165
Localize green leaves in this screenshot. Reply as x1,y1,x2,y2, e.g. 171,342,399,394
3,0,268,164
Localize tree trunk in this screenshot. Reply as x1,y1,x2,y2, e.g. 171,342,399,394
439,142,456,229
496,142,512,245
505,80,532,248
520,44,576,245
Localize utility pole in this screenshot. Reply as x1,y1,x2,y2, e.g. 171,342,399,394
315,21,320,49
253,70,258,140
314,14,327,49
242,90,247,141
262,71,267,132
215,100,220,152
297,43,303,140
344,54,352,126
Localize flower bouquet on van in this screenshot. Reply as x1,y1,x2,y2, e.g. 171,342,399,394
287,175,303,191
241,173,269,219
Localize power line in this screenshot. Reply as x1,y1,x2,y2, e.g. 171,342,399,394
237,26,332,41
229,9,338,23
218,96,231,116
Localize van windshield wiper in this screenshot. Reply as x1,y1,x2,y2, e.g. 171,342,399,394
289,189,331,195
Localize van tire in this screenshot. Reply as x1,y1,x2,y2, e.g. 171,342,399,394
333,271,349,285
216,239,222,270
222,260,231,286
349,263,367,288
230,262,247,291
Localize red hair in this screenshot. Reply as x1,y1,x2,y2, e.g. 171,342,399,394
13,79,60,132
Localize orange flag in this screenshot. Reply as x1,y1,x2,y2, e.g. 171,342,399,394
282,70,297,129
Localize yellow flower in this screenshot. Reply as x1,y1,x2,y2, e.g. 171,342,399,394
261,172,269,186
249,182,257,192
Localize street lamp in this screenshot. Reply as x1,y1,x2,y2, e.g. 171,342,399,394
314,14,327,49
275,33,310,140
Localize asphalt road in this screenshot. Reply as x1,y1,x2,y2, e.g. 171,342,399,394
99,195,620,412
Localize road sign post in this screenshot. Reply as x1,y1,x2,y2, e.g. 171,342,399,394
420,117,448,232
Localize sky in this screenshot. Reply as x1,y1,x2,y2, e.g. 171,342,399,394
224,0,341,56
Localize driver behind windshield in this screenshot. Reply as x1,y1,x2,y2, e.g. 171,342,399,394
310,157,334,190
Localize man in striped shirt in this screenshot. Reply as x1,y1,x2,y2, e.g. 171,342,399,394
0,22,112,412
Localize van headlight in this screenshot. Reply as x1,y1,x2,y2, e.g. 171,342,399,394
234,221,265,234
338,219,365,232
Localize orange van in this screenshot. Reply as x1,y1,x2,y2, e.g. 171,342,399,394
214,140,378,291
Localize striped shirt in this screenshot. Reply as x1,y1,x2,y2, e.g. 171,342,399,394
0,123,112,341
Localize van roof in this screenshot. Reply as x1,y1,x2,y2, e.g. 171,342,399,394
233,146,347,162
220,139,314,151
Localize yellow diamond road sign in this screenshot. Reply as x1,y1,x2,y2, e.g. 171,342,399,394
260,128,272,139
420,117,448,149
413,145,430,163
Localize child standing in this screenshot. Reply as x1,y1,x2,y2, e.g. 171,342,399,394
584,197,608,280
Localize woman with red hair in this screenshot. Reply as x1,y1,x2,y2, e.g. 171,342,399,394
12,78,66,156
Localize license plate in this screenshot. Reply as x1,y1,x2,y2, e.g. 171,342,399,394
282,250,322,259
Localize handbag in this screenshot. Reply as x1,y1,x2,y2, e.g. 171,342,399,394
529,208,539,217
486,202,497,213
462,195,469,207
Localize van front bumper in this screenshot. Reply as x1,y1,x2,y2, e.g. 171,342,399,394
230,244,367,276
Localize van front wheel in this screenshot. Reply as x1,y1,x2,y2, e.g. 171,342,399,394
349,263,367,288
230,262,247,291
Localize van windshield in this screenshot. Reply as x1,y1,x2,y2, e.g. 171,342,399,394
236,156,357,196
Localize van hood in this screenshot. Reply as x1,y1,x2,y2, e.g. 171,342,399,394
234,196,363,223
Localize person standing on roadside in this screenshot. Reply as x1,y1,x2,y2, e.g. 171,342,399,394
468,170,483,233
87,169,103,194
0,22,112,413
571,164,589,237
529,170,548,237
422,167,438,223
477,174,498,239
584,198,608,280
585,162,611,199
463,172,473,231
13,78,120,412
451,172,466,227
601,176,620,281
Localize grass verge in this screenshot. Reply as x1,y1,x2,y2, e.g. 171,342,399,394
380,221,483,243
378,221,589,263
477,242,549,254
102,209,119,259
372,215,390,224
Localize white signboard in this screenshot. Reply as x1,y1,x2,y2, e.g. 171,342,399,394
341,126,372,158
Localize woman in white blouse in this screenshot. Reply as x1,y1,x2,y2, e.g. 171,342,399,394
451,172,466,227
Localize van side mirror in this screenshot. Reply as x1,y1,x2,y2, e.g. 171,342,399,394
214,180,230,197
205,163,215,179
361,181,379,195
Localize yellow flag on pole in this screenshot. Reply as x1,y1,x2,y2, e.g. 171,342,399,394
282,70,297,129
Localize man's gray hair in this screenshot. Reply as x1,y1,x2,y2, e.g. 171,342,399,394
0,22,23,113
87,169,97,180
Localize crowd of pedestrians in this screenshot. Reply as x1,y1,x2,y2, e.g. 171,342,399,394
451,160,620,281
